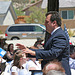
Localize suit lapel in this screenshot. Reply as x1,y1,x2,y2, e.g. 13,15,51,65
44,28,62,49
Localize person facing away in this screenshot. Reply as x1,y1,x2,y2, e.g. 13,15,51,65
42,60,65,75
26,58,41,70
46,70,66,75
30,38,44,49
69,45,75,69
16,11,71,75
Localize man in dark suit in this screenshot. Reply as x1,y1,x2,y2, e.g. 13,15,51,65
16,11,71,75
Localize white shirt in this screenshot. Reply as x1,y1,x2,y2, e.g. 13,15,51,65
51,27,60,35
4,61,31,75
11,66,31,75
26,60,41,70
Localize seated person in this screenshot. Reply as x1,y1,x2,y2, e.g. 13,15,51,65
69,45,75,69
0,56,6,74
42,60,65,75
0,56,6,63
46,70,66,75
3,43,14,62
4,50,31,75
30,37,44,49
11,50,30,75
4,49,20,75
26,58,41,70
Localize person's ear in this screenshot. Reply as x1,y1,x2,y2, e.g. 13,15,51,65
52,21,57,26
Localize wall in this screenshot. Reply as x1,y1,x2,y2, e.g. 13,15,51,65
0,25,9,34
59,8,75,19
0,15,5,25
62,19,75,30
59,8,75,30
3,10,15,25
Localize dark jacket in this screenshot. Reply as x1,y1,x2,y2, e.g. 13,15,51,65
35,28,71,75
29,28,71,75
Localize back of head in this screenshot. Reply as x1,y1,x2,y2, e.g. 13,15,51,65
37,37,43,42
42,60,65,75
70,52,75,59
70,45,74,55
70,45,75,59
46,70,66,75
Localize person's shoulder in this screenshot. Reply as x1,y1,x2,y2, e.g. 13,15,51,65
11,66,19,74
56,29,66,38
11,66,18,71
12,66,17,69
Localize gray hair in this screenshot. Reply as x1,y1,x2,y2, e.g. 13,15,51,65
46,70,66,75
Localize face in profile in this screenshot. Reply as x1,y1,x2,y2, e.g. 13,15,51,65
10,44,13,50
45,14,54,34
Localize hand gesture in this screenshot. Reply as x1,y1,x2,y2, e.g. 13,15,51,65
22,48,35,56
16,43,26,49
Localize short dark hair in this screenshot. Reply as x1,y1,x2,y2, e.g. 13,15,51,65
46,11,61,26
70,45,75,55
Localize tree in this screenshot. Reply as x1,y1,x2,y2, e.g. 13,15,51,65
24,6,47,25
12,0,29,10
12,0,29,4
14,8,25,16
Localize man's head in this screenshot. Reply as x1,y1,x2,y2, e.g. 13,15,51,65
45,11,61,33
46,70,66,75
42,60,65,75
37,37,43,42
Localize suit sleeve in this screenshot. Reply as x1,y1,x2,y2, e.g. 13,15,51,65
35,35,68,60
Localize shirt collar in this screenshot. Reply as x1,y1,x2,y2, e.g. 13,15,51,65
51,27,60,35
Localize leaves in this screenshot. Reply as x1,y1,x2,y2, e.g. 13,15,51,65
24,6,47,25
14,8,25,16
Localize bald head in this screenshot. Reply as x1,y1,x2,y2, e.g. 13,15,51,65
42,60,65,75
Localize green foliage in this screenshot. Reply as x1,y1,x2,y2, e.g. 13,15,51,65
31,0,40,3
24,6,47,25
31,1,35,3
0,30,3,34
14,8,25,16
68,29,75,37
12,0,28,4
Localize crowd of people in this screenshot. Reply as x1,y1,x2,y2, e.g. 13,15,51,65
0,38,43,75
0,11,75,75
0,43,75,75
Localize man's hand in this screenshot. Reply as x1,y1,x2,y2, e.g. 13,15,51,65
16,43,26,49
16,43,36,56
22,48,36,56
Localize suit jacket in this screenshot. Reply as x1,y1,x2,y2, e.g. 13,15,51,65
35,28,71,75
